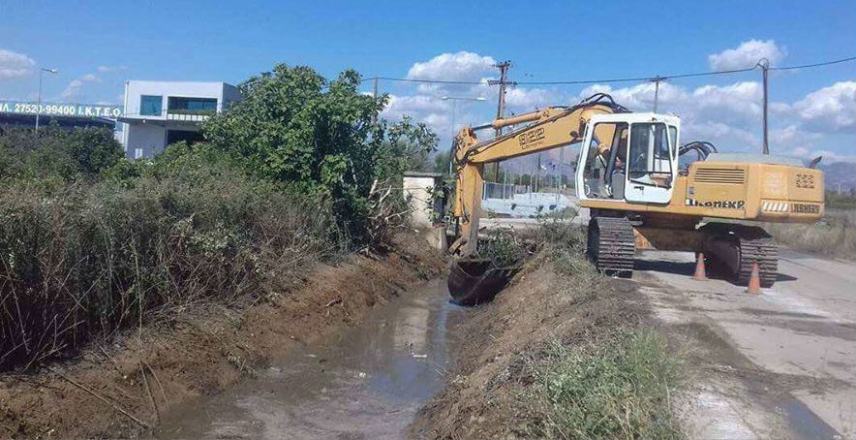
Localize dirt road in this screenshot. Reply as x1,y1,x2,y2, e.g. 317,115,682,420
636,249,856,439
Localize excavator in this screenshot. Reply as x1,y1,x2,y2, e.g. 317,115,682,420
447,94,824,303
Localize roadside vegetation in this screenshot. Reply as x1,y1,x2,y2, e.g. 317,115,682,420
525,331,682,439
0,64,436,371
766,207,856,259
524,218,684,439
415,213,685,440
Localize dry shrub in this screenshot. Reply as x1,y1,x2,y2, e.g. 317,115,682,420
0,169,339,370
765,209,856,258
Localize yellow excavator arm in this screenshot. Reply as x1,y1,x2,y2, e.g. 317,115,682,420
450,94,628,254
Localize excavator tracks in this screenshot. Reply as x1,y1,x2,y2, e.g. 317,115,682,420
703,224,778,288
734,232,778,287
587,217,635,277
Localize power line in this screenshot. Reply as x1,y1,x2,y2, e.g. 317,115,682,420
373,76,482,85
365,55,856,86
769,55,856,71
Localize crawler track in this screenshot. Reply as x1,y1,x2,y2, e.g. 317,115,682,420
734,231,778,287
587,217,635,277
703,223,778,287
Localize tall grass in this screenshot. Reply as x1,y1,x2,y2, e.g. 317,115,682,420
517,216,684,439
0,163,342,370
525,331,683,440
766,209,856,258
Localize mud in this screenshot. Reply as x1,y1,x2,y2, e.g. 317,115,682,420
156,280,466,440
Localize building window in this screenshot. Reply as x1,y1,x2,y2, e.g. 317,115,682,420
167,97,217,115
166,129,205,146
140,95,162,116
134,148,144,159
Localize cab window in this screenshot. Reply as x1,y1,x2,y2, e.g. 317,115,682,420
628,123,671,177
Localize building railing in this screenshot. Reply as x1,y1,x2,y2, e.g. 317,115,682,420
120,110,213,122
166,111,212,122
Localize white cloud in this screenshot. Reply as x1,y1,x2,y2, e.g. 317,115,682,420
0,48,36,80
581,82,688,111
504,87,553,112
692,81,763,125
580,78,856,158
407,51,495,82
581,81,762,123
96,65,126,73
406,51,497,96
579,81,767,151
771,124,821,145
792,81,856,132
381,94,453,135
382,94,449,120
385,52,499,138
61,73,101,100
708,40,786,71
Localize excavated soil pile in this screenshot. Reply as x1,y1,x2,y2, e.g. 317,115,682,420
410,260,648,439
0,234,444,439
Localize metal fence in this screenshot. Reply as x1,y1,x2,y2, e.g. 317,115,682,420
482,182,531,200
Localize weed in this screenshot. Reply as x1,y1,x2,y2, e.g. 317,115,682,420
0,163,340,370
477,228,527,268
523,331,684,440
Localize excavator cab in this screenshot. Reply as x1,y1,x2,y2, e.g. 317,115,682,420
576,113,680,205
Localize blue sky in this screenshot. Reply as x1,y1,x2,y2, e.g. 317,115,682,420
1,0,855,161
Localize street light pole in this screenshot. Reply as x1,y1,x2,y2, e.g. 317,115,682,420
35,67,58,132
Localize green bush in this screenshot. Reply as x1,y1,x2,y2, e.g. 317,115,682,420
203,64,437,243
0,125,123,182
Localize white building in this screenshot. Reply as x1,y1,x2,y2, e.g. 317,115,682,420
118,80,241,159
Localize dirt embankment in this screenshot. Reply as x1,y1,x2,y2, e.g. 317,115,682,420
410,258,651,439
0,235,444,439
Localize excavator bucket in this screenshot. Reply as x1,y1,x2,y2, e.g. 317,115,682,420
447,258,518,306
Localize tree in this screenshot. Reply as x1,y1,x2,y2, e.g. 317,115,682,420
433,150,452,175
203,64,437,243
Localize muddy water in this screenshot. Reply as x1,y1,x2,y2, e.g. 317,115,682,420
156,279,466,440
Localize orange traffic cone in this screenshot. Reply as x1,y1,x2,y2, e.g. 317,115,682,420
693,252,708,281
746,262,761,294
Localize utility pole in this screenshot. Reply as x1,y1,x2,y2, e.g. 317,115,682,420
487,60,513,182
490,61,512,138
651,76,665,113
758,59,770,155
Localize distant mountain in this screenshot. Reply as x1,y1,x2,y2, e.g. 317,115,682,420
819,161,856,193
